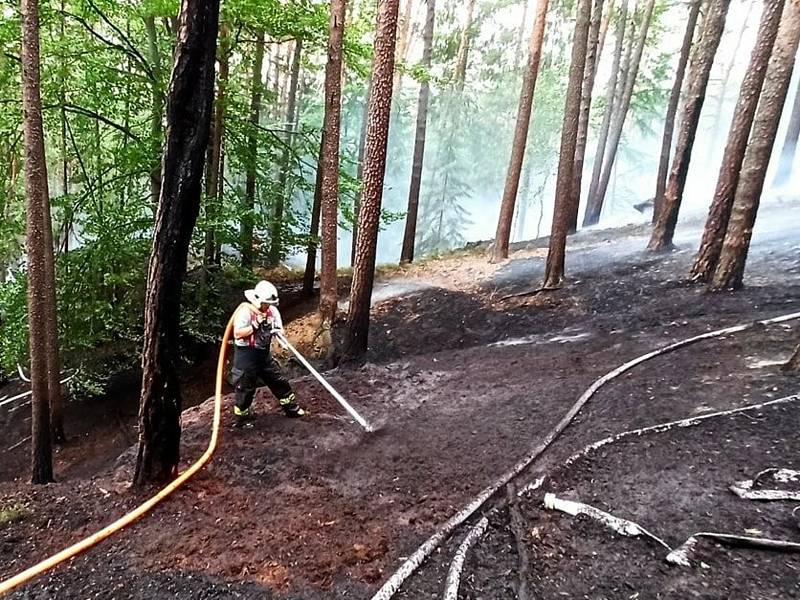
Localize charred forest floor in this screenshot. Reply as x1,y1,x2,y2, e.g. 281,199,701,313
1,205,799,599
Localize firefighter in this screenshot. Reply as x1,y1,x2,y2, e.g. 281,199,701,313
230,280,307,425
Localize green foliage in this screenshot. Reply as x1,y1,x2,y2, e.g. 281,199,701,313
0,0,679,386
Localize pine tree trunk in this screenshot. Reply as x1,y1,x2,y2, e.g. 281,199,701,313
241,31,265,271
710,0,800,291
583,0,629,227
144,15,164,204
690,0,784,282
542,0,593,288
453,0,476,90
399,0,436,265
303,137,325,296
204,22,229,268
490,0,549,262
568,0,605,234
588,0,656,226
319,0,346,327
648,0,730,252
352,78,372,265
346,0,401,358
270,39,303,267
653,0,701,223
134,0,220,486
772,74,800,187
21,0,54,484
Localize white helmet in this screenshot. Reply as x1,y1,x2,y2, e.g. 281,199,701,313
244,280,279,307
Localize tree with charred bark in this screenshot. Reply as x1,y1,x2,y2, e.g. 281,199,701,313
710,0,800,291
241,31,265,271
583,0,629,227
587,0,656,227
319,0,346,327
204,22,229,269
134,0,220,486
690,0,784,283
542,0,592,288
347,0,400,358
772,75,800,187
400,0,436,265
648,0,730,252
568,0,605,234
21,0,54,484
490,0,549,263
652,0,701,223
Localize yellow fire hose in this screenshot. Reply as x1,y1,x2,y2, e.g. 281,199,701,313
0,315,234,596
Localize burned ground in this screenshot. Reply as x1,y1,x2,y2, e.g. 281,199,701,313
1,211,799,599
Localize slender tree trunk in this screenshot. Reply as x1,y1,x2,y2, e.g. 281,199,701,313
135,0,220,486
303,137,325,296
542,0,593,288
204,22,229,268
346,0,401,358
392,0,415,98
352,78,372,265
595,0,615,70
588,0,656,226
706,0,755,164
400,0,436,264
319,0,346,327
241,31,265,271
21,0,54,484
583,0,629,227
690,0,784,282
490,0,549,262
772,74,800,187
515,0,530,70
648,0,731,252
653,0,701,223
453,0,476,90
269,39,303,267
144,15,164,204
710,0,800,291
568,0,605,234
513,157,535,242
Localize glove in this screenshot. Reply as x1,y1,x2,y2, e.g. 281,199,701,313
252,314,267,329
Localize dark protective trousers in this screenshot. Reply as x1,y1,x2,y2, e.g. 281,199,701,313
231,347,293,412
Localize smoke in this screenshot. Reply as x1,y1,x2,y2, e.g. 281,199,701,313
287,0,798,272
